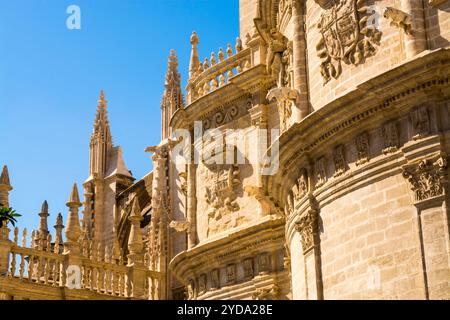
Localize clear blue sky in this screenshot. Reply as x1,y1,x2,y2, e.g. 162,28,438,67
0,0,239,235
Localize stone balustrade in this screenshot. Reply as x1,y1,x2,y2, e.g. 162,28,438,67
0,225,161,300
186,37,255,105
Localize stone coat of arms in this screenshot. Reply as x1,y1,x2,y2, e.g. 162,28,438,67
316,0,382,84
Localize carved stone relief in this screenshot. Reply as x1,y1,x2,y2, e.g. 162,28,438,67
211,269,220,290
295,209,319,254
292,168,308,202
355,131,370,165
243,258,254,279
315,0,382,84
383,7,413,35
258,252,270,274
203,163,246,237
333,144,346,177
410,105,430,140
226,264,236,284
315,156,327,188
382,121,399,154
198,274,207,295
252,285,279,300
202,105,240,130
402,155,448,203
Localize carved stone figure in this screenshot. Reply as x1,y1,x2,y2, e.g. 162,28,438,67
315,157,327,188
355,132,370,165
258,252,270,274
267,87,300,132
243,258,254,279
226,264,236,284
333,145,346,177
187,279,195,300
382,121,399,154
316,0,382,84
292,169,308,202
198,274,207,295
266,28,288,87
410,106,430,139
211,269,220,289
383,7,413,35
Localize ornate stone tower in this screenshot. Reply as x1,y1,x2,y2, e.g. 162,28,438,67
83,90,135,249
161,50,185,140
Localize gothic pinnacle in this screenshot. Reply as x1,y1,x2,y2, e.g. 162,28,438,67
189,31,200,79
41,200,49,214
65,183,82,248
127,197,144,256
0,165,11,187
67,183,81,206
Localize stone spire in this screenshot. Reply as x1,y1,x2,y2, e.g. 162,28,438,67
38,200,50,246
65,183,82,253
189,31,200,80
0,165,12,208
89,89,113,178
127,198,144,263
54,213,64,253
161,49,185,139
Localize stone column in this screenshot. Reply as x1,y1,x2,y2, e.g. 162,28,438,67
295,206,324,300
401,0,427,58
186,162,197,249
292,0,309,120
402,154,450,299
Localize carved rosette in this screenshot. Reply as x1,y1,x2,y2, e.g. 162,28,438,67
316,0,382,84
402,155,448,204
295,209,319,254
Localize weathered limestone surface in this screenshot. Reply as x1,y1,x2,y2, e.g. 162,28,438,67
1,0,449,300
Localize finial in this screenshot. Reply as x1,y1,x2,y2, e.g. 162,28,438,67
218,48,224,62
67,183,81,207
0,165,11,187
227,44,233,57
41,200,48,214
203,58,210,69
210,52,216,66
99,89,106,103
189,31,200,79
190,31,199,46
236,37,243,52
55,212,64,228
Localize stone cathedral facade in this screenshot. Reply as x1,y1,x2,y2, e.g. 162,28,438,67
1,0,450,300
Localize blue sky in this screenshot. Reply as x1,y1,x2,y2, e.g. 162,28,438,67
0,0,239,234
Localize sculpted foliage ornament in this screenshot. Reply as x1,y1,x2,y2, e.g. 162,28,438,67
315,0,382,84
402,155,448,203
295,209,319,253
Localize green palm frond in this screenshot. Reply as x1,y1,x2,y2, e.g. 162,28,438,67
0,203,21,227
